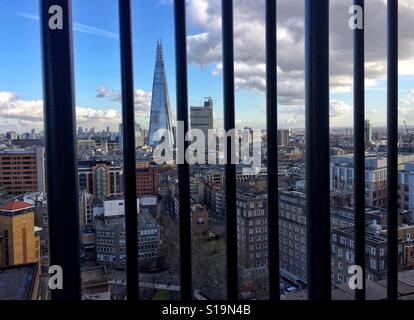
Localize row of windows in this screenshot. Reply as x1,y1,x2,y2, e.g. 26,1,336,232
238,234,268,243
236,201,264,209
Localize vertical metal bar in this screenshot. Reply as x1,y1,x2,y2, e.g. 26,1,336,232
221,0,238,300
174,0,193,300
305,0,331,300
119,0,139,300
353,0,366,301
387,0,398,301
266,0,279,300
39,0,81,300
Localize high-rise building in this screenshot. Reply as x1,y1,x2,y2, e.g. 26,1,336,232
236,192,268,282
190,97,214,142
0,147,45,196
6,131,18,140
277,129,289,146
118,123,123,153
148,40,174,147
279,190,308,284
135,122,145,148
0,200,41,267
365,119,372,146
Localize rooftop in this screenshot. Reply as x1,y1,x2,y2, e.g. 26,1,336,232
0,200,34,212
282,269,414,300
0,263,38,300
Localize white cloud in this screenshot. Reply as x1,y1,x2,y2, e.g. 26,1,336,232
96,85,152,118
186,0,414,127
0,91,122,132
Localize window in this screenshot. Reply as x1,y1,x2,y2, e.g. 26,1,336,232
370,259,377,270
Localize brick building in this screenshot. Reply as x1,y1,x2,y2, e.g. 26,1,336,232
0,147,45,196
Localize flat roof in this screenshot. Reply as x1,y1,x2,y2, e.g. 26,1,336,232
0,263,37,300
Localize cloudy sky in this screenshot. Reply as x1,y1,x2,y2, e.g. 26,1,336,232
0,0,413,133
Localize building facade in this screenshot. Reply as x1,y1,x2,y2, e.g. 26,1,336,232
136,163,159,197
148,40,174,147
0,147,45,196
95,210,161,266
78,160,123,201
190,97,214,145
237,192,268,282
0,201,40,267
279,190,308,284
330,154,414,208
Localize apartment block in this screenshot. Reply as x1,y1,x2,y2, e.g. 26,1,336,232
332,225,414,285
330,154,414,208
237,192,268,282
279,190,307,285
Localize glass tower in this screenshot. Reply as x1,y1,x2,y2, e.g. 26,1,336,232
148,40,174,147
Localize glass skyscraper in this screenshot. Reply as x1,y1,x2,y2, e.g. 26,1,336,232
148,40,174,147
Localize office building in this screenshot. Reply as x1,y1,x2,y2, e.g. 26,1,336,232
0,147,45,195
190,97,214,145
277,129,289,147
136,162,159,197
365,119,372,146
148,40,174,147
237,192,268,282
95,209,161,266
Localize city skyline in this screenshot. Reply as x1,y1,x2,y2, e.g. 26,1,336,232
0,0,414,133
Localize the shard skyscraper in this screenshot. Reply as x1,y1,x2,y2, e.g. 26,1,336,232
148,40,174,147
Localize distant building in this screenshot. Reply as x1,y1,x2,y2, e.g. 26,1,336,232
279,190,307,284
365,119,372,146
0,147,45,195
0,201,41,267
6,131,18,140
277,129,289,146
190,177,205,204
204,181,225,216
190,97,214,146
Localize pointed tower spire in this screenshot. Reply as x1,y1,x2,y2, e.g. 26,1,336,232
148,40,174,147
